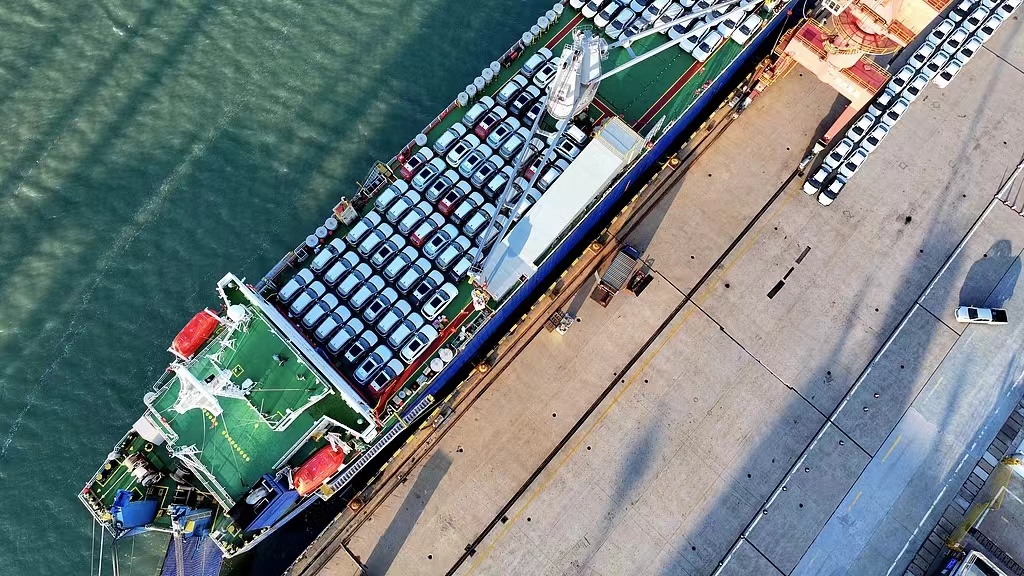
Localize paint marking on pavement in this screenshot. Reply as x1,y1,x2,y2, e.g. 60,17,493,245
881,435,902,463
847,491,863,513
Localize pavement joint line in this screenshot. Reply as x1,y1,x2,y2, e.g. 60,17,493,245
690,300,835,425
983,44,1024,77
461,160,805,576
717,197,1004,575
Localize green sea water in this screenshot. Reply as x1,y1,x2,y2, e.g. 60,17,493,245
0,1,555,574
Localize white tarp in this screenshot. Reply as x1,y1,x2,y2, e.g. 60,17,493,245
484,118,642,299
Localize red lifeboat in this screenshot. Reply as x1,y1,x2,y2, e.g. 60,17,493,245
293,445,347,496
170,310,220,359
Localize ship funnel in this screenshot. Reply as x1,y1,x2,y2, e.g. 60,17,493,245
546,28,604,120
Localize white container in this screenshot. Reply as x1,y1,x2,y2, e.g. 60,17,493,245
474,76,486,90
457,92,470,106
482,68,495,83
490,61,501,74
522,31,534,44
466,83,478,98
415,133,428,146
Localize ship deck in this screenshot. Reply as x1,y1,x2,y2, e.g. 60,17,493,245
147,285,366,505
267,2,779,416
323,17,1024,576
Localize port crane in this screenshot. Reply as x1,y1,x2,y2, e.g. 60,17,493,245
470,0,752,290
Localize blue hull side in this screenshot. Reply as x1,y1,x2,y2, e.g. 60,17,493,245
410,1,800,413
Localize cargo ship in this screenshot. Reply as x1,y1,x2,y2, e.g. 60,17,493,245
79,0,800,570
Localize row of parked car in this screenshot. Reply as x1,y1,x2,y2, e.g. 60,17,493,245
570,0,764,59
803,0,1018,206
275,58,593,397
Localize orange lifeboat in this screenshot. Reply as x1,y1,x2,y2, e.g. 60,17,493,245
293,445,347,496
170,310,220,359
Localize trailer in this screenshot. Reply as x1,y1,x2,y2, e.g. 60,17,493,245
590,245,641,307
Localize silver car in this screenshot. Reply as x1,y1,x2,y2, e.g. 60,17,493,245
425,169,458,203
343,330,379,364
397,258,432,294
323,252,361,286
484,166,515,200
411,157,446,192
357,222,394,257
496,75,527,105
432,123,467,155
424,224,459,260
309,238,345,274
354,345,394,384
460,95,495,128
373,180,409,214
486,117,522,149
349,275,386,310
436,236,471,269
337,263,372,298
278,268,314,303
471,158,501,189
445,134,481,167
498,127,530,161
383,246,418,281
376,300,411,336
463,204,495,238
326,318,364,355
345,211,382,245
410,270,445,306
384,190,422,223
449,254,473,281
314,304,353,342
301,293,339,330
368,358,405,395
288,281,327,318
362,287,398,324
370,234,407,269
400,325,440,364
398,201,432,235
451,192,484,224
387,312,425,350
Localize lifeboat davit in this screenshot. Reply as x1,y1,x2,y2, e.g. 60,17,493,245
293,445,347,496
170,310,220,359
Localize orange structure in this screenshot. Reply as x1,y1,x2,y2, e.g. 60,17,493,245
776,0,951,107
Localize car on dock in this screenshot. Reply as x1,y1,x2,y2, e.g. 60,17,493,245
803,166,830,195
954,306,1008,324
934,57,964,88
824,137,854,171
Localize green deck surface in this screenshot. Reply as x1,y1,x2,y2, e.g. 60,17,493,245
148,289,364,503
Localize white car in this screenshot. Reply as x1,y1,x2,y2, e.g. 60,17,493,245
995,1,1016,18
945,27,969,52
354,345,394,384
337,263,372,299
848,113,875,142
607,8,637,40
423,283,458,320
908,40,937,69
962,8,987,31
927,18,955,44
954,306,1008,324
375,300,410,336
323,252,361,286
367,358,405,395
950,0,974,20
678,30,704,52
410,157,446,192
889,64,915,92
301,293,339,330
570,0,589,8
823,137,854,171
976,14,1004,42
326,319,363,355
383,246,418,281
349,275,386,311
583,0,610,19
959,36,982,61
362,288,398,324
343,330,379,365
817,175,847,206
693,30,724,62
387,312,425,350
595,3,622,28
923,50,951,80
445,134,481,167
399,325,440,364
314,304,352,342
732,13,763,44
656,3,684,29
903,72,929,101
881,98,910,128
289,281,327,318
436,236,471,270
384,190,421,224
861,123,889,153
934,57,964,88
867,88,897,118
838,148,869,179
803,166,830,195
